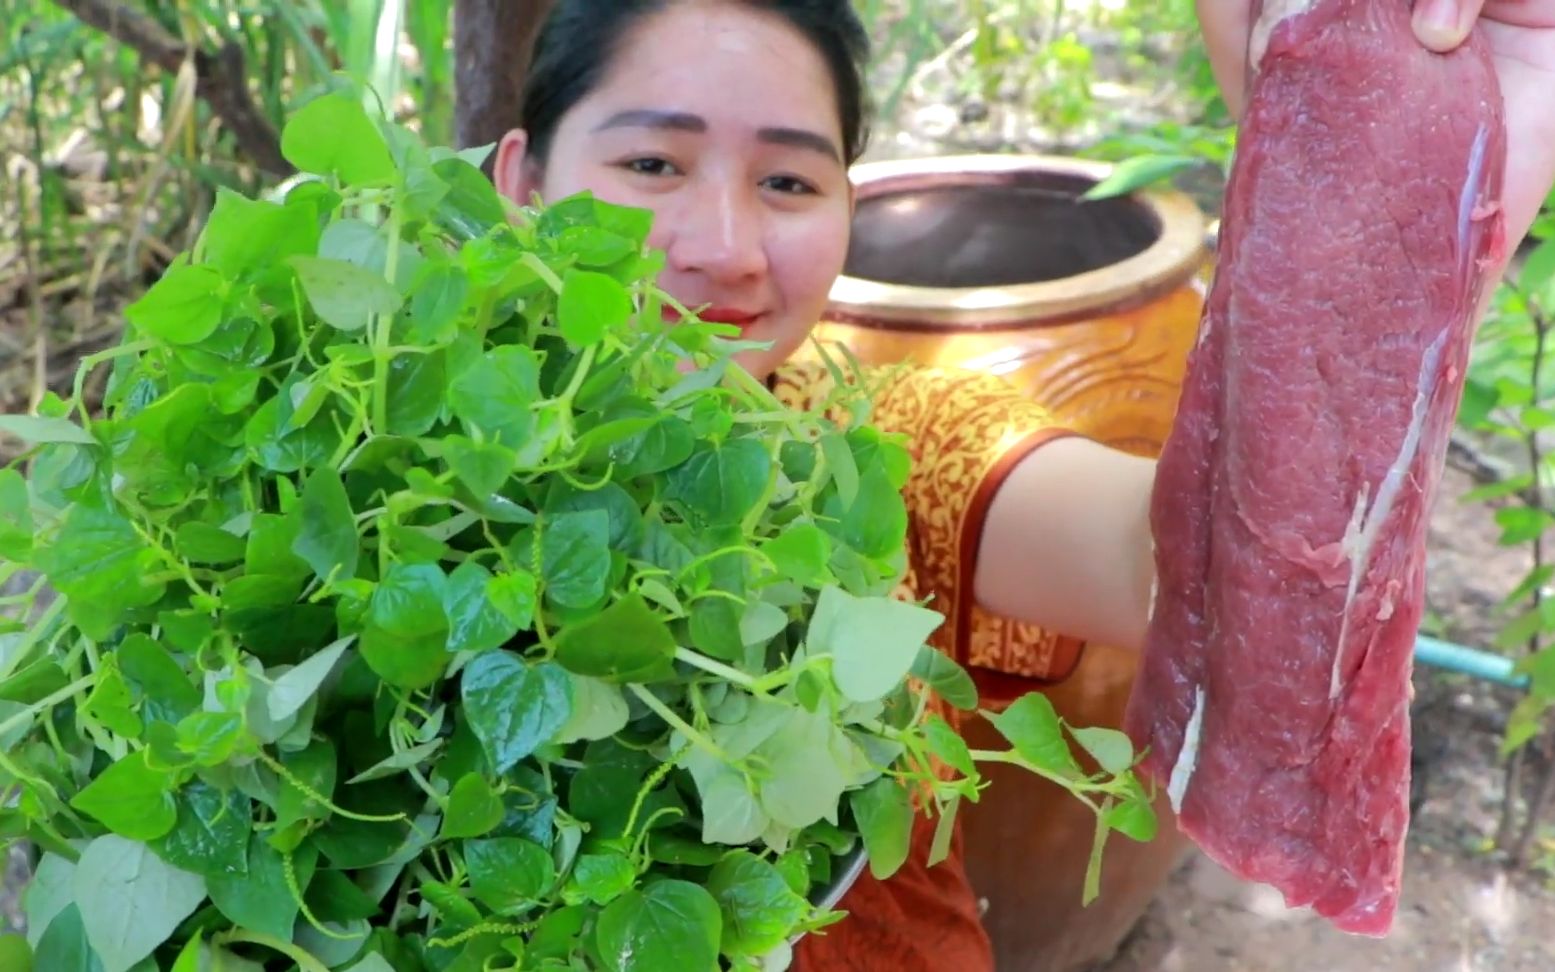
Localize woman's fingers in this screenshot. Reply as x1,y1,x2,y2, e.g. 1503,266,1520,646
1195,0,1253,118
1413,0,1489,50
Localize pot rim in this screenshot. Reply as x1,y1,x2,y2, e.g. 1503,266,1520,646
828,153,1209,330
788,843,870,947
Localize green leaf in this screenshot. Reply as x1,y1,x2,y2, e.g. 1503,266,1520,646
1104,795,1158,842
152,780,251,880
23,853,76,951
761,523,832,586
553,593,677,683
385,349,447,436
68,751,177,841
441,774,506,840
74,835,207,972
175,710,249,766
1496,506,1555,546
207,836,316,940
407,261,469,343
539,510,612,609
818,432,859,508
666,440,772,527
275,739,338,831
444,435,517,498
705,850,809,956
124,263,226,345
0,468,32,559
927,792,960,866
990,693,1083,778
290,256,405,331
1519,237,1555,303
1082,153,1200,200
563,851,636,906
199,188,321,278
0,414,97,446
807,586,943,703
294,467,359,583
82,664,142,739
753,707,863,830
557,269,632,346
281,91,397,186
486,569,538,630
0,933,31,972
361,562,451,689
447,346,542,447
554,673,631,744
267,636,353,723
595,880,722,972
347,739,443,784
117,634,201,724
31,904,98,972
444,560,520,655
465,837,556,914
0,659,68,706
461,651,573,773
37,503,165,641
923,713,976,777
174,522,246,565
687,759,767,846
909,647,979,710
851,776,914,880
1069,726,1135,775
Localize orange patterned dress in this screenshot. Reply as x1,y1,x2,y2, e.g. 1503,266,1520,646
771,360,1089,971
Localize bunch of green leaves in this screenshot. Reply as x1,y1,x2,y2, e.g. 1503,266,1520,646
0,86,1155,972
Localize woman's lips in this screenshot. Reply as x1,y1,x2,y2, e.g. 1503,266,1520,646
699,307,760,328
661,305,763,331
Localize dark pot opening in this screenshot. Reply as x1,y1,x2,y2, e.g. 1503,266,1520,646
842,171,1163,289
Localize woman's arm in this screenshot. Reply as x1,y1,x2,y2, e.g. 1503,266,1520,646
973,437,1157,652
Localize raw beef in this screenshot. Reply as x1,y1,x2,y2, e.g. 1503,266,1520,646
1122,0,1507,937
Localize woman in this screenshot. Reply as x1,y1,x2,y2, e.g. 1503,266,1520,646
490,1,1555,968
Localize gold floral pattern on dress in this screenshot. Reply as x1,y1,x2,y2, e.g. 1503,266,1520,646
770,359,1088,702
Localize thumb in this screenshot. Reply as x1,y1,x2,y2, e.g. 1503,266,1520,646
1412,0,1489,51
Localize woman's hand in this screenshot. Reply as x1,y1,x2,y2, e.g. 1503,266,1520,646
1196,0,1555,257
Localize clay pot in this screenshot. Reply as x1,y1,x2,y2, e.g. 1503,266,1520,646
805,153,1212,970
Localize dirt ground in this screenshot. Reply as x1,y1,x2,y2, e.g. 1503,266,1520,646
1089,465,1555,972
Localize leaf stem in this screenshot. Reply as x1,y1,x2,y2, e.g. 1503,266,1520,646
626,683,727,763
521,252,565,293
0,674,95,739
213,930,333,972
371,202,406,434
673,647,761,692
70,339,154,428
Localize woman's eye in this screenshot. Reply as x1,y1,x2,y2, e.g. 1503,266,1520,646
622,157,678,177
762,175,816,195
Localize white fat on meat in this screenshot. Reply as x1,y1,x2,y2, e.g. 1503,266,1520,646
1167,685,1207,814
1329,327,1448,699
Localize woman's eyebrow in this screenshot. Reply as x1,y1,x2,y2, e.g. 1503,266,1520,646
593,109,841,163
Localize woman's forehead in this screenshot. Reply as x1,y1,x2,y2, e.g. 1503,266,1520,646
579,3,843,134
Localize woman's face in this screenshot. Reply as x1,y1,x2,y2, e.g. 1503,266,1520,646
494,1,855,379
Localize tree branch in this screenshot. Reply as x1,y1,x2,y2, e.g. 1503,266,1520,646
51,0,293,177
453,0,554,174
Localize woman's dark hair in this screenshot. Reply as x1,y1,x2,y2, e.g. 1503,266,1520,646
519,0,872,167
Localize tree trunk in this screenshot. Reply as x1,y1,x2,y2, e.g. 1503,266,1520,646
453,0,555,173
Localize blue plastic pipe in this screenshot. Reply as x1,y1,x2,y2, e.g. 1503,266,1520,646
1414,633,1528,688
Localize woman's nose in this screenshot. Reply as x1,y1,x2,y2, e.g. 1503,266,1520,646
663,179,768,283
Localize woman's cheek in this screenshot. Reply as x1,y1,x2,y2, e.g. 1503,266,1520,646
773,207,852,323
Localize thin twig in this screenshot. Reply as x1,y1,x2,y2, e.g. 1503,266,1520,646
49,0,293,176
1500,293,1551,857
